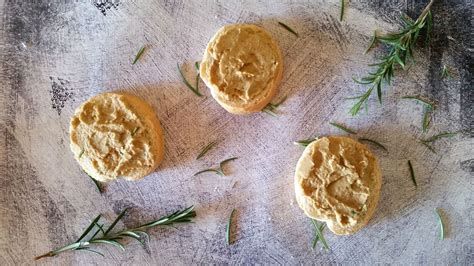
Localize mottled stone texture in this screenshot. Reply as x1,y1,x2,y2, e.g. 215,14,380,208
0,0,472,265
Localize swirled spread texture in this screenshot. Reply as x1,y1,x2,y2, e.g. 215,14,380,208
200,24,283,114
70,93,164,182
294,136,382,235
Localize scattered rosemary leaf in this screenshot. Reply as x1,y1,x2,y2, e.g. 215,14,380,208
196,141,217,160
195,61,200,72
294,137,318,147
422,132,458,143
195,62,201,94
420,141,436,153
339,0,345,22
435,209,445,240
194,157,238,176
132,46,146,65
358,138,388,152
34,206,196,260
131,127,139,136
78,149,84,158
401,96,435,110
84,171,103,194
422,107,433,133
311,219,329,249
278,22,299,37
364,31,378,54
262,96,287,117
311,223,325,249
177,63,203,97
349,0,434,115
226,209,236,245
441,65,453,79
408,160,417,187
330,122,357,135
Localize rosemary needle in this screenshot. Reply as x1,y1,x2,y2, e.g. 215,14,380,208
226,209,236,245
408,160,417,187
358,138,388,152
196,141,217,159
330,122,357,135
339,0,345,22
441,65,453,79
311,219,329,249
34,206,196,260
278,22,299,37
401,96,436,132
294,137,318,147
132,46,146,65
422,132,458,143
84,171,103,194
177,63,203,97
262,96,287,117
401,96,435,110
194,157,238,176
364,31,378,54
312,223,325,249
435,209,445,240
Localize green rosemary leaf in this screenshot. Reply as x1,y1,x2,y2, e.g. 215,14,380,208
421,141,436,153
196,141,217,159
78,149,84,158
226,209,236,245
220,157,239,169
75,247,104,257
262,108,278,117
401,96,435,110
132,46,146,65
90,239,125,251
84,172,103,194
294,138,318,147
177,63,203,97
422,132,458,143
88,222,105,240
262,96,287,117
76,214,102,242
358,138,388,152
364,31,378,54
422,107,432,133
131,127,139,136
193,168,223,176
195,61,200,72
104,208,128,236
435,209,444,240
441,65,453,79
408,160,417,187
339,0,345,22
349,0,434,115
311,223,325,249
311,219,329,249
278,22,299,37
330,122,357,135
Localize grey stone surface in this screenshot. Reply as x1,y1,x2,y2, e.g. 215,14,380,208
0,0,472,265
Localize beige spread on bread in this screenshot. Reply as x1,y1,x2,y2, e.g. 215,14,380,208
70,93,164,182
200,24,283,114
294,136,382,235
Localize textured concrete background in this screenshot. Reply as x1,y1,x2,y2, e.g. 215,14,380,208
0,0,472,264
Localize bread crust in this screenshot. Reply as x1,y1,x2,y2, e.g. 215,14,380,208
294,136,382,235
200,24,283,114
69,92,164,182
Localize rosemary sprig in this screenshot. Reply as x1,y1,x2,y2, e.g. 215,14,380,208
278,22,298,37
349,0,434,116
340,0,345,22
34,206,196,260
177,63,203,97
294,137,318,147
196,141,217,160
435,209,444,240
358,138,388,152
132,46,146,65
408,160,417,187
441,65,453,79
420,131,458,152
262,96,287,117
311,223,326,249
226,209,236,245
194,157,238,176
311,219,329,250
330,122,357,135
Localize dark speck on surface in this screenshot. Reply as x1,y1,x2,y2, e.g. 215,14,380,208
93,0,120,16
49,77,74,115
